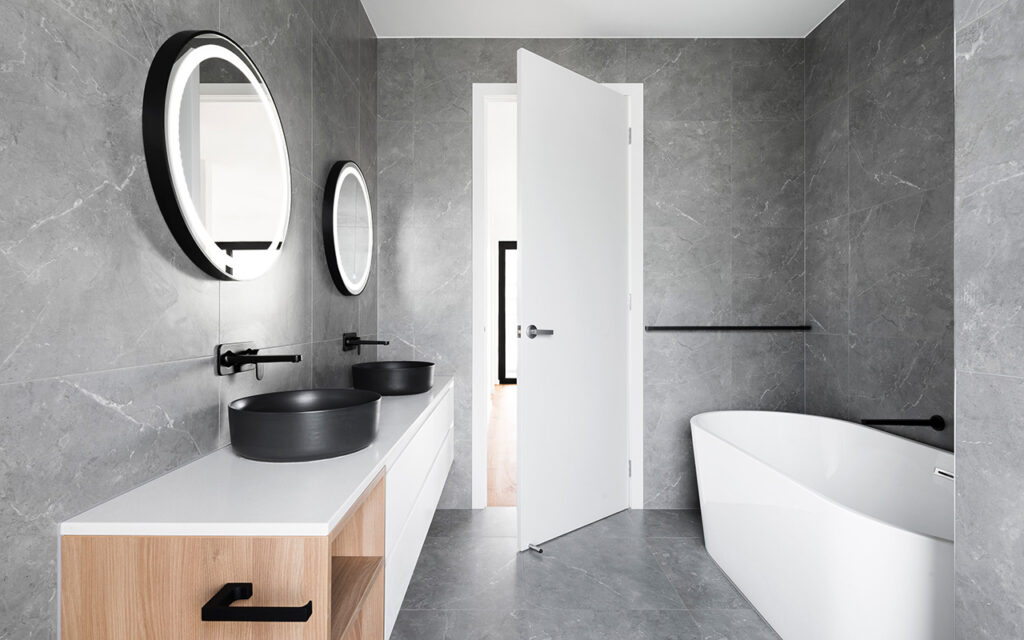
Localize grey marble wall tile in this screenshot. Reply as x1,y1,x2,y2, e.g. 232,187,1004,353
847,332,954,450
221,170,313,347
0,0,220,385
221,0,313,181
355,1,378,101
644,223,732,326
731,120,804,229
0,358,219,638
850,187,954,339
731,228,804,325
378,39,416,122
311,337,361,387
805,96,850,225
849,29,954,212
954,2,1024,211
413,39,486,123
849,0,954,88
954,2,1024,381
49,0,219,64
644,120,731,229
805,1,849,118
731,39,804,122
955,371,1024,638
644,334,732,509
312,43,360,187
804,333,850,419
805,215,850,335
731,334,804,412
956,0,1009,29
624,39,733,122
539,39,631,83
412,121,473,229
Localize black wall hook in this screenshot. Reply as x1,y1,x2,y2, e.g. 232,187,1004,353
201,583,312,623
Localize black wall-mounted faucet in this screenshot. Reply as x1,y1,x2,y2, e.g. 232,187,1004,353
343,332,390,356
216,342,301,380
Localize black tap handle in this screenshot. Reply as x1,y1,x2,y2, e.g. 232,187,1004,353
201,583,312,623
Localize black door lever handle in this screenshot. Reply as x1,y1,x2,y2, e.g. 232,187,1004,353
201,583,312,622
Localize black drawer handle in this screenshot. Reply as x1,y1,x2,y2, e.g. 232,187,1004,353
201,583,312,622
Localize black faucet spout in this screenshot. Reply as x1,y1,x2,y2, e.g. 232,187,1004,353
343,333,390,355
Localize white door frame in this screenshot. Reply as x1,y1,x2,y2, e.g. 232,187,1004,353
471,82,644,510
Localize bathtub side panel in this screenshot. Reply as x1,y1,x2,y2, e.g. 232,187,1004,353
692,426,953,640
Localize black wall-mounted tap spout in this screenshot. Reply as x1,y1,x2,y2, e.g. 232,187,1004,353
343,332,390,356
220,350,301,367
216,342,301,380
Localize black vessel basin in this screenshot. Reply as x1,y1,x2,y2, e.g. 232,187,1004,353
352,361,435,396
228,389,381,462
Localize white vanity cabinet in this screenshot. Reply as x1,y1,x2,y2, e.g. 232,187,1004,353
383,387,454,636
59,379,454,640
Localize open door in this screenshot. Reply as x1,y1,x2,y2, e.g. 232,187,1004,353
516,50,630,549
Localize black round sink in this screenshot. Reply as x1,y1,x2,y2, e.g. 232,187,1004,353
228,388,381,462
352,361,435,396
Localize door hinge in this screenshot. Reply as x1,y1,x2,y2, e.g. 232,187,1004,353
628,460,632,477
627,293,632,311
628,127,632,144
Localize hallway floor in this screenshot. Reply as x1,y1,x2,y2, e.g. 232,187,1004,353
391,507,780,639
487,385,517,507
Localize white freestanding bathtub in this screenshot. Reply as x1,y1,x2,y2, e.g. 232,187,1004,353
691,411,953,640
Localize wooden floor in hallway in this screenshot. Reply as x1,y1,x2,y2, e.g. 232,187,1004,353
487,384,517,507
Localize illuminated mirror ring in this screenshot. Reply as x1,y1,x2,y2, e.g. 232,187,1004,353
322,161,373,296
143,31,291,281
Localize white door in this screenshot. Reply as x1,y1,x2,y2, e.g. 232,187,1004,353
516,50,630,549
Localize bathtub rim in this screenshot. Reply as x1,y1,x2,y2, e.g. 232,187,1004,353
691,410,954,544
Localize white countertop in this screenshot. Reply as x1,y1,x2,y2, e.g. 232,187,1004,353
61,378,454,537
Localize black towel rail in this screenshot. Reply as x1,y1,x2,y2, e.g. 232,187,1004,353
861,415,946,432
645,325,812,332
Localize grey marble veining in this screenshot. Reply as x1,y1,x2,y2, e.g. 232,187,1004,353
0,359,220,638
391,508,780,640
954,0,1024,633
804,0,954,451
0,0,377,636
378,38,805,509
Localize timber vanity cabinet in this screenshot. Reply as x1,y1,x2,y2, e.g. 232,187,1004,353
60,379,455,640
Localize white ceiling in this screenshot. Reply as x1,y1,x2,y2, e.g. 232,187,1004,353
362,0,846,39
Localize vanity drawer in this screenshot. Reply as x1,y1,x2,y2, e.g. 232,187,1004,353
385,388,454,554
61,535,330,640
385,427,454,636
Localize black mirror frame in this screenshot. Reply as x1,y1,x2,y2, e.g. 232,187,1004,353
322,161,373,296
142,30,290,281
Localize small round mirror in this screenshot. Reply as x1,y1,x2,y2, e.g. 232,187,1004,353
143,31,291,280
323,162,373,296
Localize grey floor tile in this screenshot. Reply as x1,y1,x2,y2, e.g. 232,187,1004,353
647,538,751,610
401,535,522,610
518,533,685,611
390,610,447,640
581,509,704,539
429,507,518,538
398,509,763,639
690,609,781,640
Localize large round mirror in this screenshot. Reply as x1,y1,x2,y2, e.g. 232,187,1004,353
143,31,290,281
323,162,373,296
